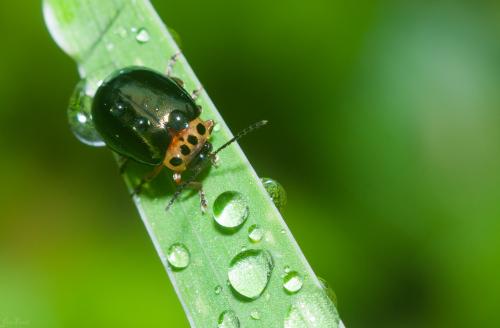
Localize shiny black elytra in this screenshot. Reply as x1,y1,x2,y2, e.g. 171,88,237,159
91,66,267,211
92,67,203,166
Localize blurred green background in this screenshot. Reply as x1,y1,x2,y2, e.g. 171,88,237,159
1,1,500,327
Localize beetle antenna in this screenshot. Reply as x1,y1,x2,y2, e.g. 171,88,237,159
212,120,268,155
165,120,268,212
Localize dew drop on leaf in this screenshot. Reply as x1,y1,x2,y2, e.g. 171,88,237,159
166,243,190,269
117,26,128,38
318,276,338,306
135,27,150,43
250,310,260,320
248,224,263,243
283,271,303,294
213,191,249,230
261,177,287,211
284,290,340,328
67,79,105,147
228,249,273,300
214,285,222,295
218,310,240,328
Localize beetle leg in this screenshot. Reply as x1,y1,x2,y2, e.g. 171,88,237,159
118,156,130,175
186,181,208,213
166,51,181,76
131,164,164,196
169,178,207,213
191,85,204,101
173,172,182,184
171,77,185,87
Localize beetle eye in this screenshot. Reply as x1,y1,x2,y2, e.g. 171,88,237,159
168,110,189,131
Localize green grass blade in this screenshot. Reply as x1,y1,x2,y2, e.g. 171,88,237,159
43,1,341,326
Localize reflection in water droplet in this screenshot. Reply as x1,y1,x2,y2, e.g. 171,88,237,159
250,310,260,320
136,27,150,43
248,224,263,243
261,177,287,211
284,290,340,328
283,271,303,294
67,80,105,147
213,191,249,230
215,285,222,295
318,277,338,306
228,249,273,300
166,243,190,269
218,310,240,328
76,112,87,123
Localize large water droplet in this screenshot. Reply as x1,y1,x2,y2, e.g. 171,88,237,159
218,310,240,328
284,290,340,328
228,249,273,300
135,27,150,43
166,243,190,269
261,177,287,211
67,80,105,147
283,271,303,294
248,224,263,243
213,191,249,230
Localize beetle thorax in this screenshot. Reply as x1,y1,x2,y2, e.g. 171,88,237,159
164,118,214,172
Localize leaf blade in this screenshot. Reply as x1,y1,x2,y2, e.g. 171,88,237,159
44,0,341,326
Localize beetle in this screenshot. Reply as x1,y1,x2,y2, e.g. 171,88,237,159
91,65,266,211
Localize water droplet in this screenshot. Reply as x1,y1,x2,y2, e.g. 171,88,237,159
241,246,247,252
280,229,286,234
213,123,221,132
248,224,264,243
117,27,128,38
67,80,105,147
168,27,183,48
218,310,240,328
215,285,222,295
261,177,287,211
250,310,260,320
213,191,249,230
135,27,150,43
284,290,340,328
318,277,338,306
284,265,291,273
283,271,303,294
166,243,190,269
228,249,273,300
